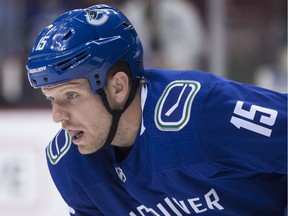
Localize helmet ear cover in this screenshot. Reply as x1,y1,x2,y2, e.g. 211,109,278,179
26,4,143,94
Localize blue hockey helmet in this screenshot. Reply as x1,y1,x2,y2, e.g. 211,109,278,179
26,4,143,94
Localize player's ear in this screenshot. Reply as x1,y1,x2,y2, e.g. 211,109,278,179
106,71,130,108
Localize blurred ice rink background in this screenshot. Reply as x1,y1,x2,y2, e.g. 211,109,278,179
0,110,68,215
0,0,286,215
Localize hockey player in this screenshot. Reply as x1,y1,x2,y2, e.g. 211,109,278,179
26,4,287,216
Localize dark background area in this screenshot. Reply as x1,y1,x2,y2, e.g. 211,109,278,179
0,0,286,108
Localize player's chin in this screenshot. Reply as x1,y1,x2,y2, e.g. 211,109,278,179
77,144,101,155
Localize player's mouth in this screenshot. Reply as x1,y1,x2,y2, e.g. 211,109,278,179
67,130,84,144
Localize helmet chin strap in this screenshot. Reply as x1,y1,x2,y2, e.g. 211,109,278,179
97,77,140,149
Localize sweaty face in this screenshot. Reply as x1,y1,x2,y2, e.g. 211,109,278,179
42,78,111,154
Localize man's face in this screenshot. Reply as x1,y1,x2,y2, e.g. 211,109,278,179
42,78,111,154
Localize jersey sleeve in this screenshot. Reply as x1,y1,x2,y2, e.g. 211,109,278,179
45,129,140,215
45,129,105,216
197,75,287,174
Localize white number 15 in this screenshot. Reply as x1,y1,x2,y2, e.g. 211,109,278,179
35,36,50,51
230,101,278,137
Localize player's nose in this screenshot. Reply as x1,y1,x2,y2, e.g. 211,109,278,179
52,103,70,123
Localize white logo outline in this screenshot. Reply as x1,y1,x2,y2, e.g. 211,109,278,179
155,80,201,131
47,130,71,165
85,9,109,26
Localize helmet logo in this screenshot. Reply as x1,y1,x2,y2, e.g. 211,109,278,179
28,66,47,74
85,9,109,26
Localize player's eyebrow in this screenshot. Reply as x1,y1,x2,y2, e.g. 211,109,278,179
41,79,87,95
42,80,83,90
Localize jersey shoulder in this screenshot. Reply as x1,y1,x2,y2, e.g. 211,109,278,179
46,129,115,195
46,129,72,166
45,130,138,215
142,69,287,171
141,69,212,169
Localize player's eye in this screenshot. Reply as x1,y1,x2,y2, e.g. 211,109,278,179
66,92,79,100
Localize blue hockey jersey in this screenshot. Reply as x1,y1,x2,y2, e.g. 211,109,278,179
46,69,287,216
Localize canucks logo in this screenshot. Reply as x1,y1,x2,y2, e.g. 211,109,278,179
85,9,109,26
155,80,201,131
47,130,71,165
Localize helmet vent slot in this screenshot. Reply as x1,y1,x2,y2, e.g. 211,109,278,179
62,29,74,41
55,49,90,72
122,23,137,41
